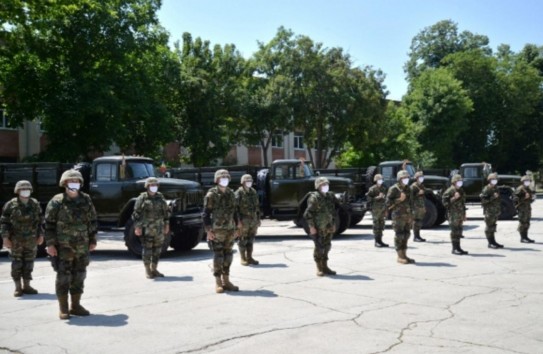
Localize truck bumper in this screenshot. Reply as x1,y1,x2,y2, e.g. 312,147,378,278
349,201,367,216
170,210,203,234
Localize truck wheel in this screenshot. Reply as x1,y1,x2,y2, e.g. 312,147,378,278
434,201,447,226
124,219,171,258
349,214,364,227
422,199,438,229
499,196,515,220
171,227,204,251
293,218,304,227
336,208,351,235
161,233,171,255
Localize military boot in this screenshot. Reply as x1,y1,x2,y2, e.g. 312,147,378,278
247,247,259,265
239,248,249,266
215,276,224,293
144,263,154,279
151,263,164,277
374,235,389,248
316,260,324,277
403,250,416,264
452,241,468,255
22,279,38,295
58,294,70,320
13,279,23,297
396,250,409,264
322,260,336,275
520,231,535,243
413,229,426,242
222,275,239,292
487,234,503,249
70,294,90,316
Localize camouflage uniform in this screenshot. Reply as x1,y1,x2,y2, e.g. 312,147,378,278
513,175,535,243
386,170,415,264
442,174,468,255
410,171,427,242
203,169,239,293
1,180,43,296
304,177,338,276
235,174,261,266
480,173,503,248
366,173,388,247
132,177,170,278
45,169,97,319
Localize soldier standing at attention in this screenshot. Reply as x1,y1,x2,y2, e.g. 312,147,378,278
132,177,170,279
411,171,427,242
386,170,415,264
366,174,389,247
442,174,468,255
514,175,536,243
45,170,97,320
480,173,504,248
304,177,337,276
235,174,261,266
203,169,239,293
1,180,44,297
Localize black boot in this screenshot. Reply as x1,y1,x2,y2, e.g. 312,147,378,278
520,231,535,243
487,234,503,249
452,241,468,255
374,235,389,248
413,229,426,242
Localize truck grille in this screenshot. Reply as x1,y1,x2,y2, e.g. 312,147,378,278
172,190,204,213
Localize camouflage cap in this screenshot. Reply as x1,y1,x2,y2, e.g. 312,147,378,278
487,172,498,181
59,169,84,187
397,170,410,181
214,169,230,183
414,171,424,179
314,176,330,190
14,180,33,194
241,174,253,184
521,175,531,182
373,173,383,182
144,177,159,188
451,174,463,183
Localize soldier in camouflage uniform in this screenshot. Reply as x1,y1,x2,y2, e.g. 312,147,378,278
386,170,415,264
45,170,97,320
480,173,504,249
304,177,338,276
203,169,239,293
442,174,468,255
410,171,427,242
514,175,536,243
132,177,170,279
366,174,389,247
235,174,261,266
1,180,44,297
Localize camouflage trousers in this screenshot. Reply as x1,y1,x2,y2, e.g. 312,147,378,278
449,219,463,242
313,229,333,262
371,210,385,237
392,215,411,251
55,248,90,296
517,206,531,233
8,237,37,280
142,229,165,266
484,212,499,234
412,207,425,232
237,224,258,252
208,229,235,276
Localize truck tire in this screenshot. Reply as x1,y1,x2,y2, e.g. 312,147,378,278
171,227,204,251
37,242,48,258
124,219,171,258
422,198,438,229
499,196,515,220
336,208,351,235
434,200,447,226
349,214,364,227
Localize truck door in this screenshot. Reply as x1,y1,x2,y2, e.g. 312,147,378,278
461,166,483,199
89,162,124,223
270,163,313,210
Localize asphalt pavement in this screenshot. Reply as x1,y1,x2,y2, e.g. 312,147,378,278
1,198,542,354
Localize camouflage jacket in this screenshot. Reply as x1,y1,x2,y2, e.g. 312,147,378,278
45,192,98,248
480,185,501,215
442,186,466,219
410,182,426,210
386,183,412,216
366,184,387,212
203,186,237,231
513,185,535,210
1,197,43,241
304,191,337,231
235,186,260,227
132,192,170,229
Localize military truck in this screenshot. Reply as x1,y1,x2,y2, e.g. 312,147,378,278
168,159,359,236
316,160,449,228
0,156,205,256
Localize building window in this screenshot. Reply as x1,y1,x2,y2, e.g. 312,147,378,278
294,134,304,150
0,109,14,129
271,134,283,148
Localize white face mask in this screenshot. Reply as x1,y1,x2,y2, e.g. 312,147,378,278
401,178,409,186
320,185,329,193
149,185,158,193
490,179,498,186
455,181,463,188
418,177,424,183
67,182,80,191
19,190,31,198
245,182,253,188
219,178,229,187
377,179,383,185
523,181,530,187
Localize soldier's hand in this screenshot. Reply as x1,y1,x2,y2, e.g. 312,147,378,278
207,230,215,241
399,192,406,202
525,192,530,199
89,243,97,252
3,239,12,249
419,189,424,195
163,225,170,235
494,192,499,199
454,192,460,199
378,193,384,199
135,227,142,236
309,226,317,235
37,235,44,245
47,245,57,257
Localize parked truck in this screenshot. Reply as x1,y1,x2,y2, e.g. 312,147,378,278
168,159,361,236
0,156,205,256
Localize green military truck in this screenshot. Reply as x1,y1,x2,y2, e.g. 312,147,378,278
168,159,359,236
316,160,449,228
0,156,205,256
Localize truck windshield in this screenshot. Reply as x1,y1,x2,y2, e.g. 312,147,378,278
405,163,417,177
300,163,314,177
127,162,155,179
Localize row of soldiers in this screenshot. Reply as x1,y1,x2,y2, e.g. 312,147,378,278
367,170,537,264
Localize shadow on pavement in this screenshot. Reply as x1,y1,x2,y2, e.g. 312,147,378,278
415,262,456,267
18,293,57,301
251,263,288,268
331,274,373,281
468,253,507,257
67,313,129,327
503,247,540,252
153,275,193,282
226,289,277,297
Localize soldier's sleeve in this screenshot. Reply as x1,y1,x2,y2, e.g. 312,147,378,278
385,186,397,210
0,201,13,240
86,195,98,245
303,193,318,229
162,196,170,224
132,194,144,228
366,186,375,202
441,188,451,208
44,198,60,247
202,191,214,231
33,200,44,237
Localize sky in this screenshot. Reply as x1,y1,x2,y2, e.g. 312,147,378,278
157,0,543,101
